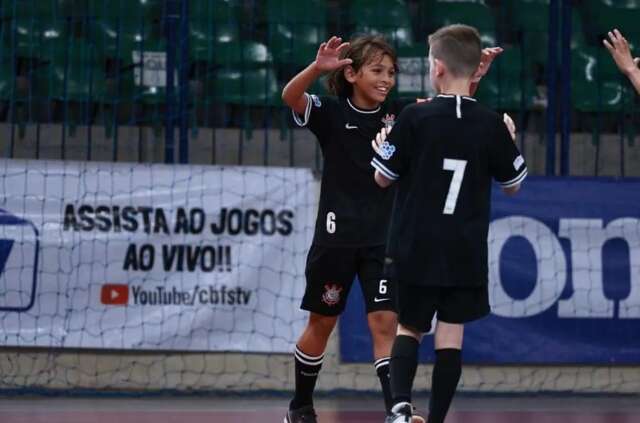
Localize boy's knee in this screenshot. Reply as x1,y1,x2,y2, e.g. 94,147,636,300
367,311,397,337
306,313,338,337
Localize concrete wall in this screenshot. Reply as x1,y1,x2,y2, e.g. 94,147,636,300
2,124,639,177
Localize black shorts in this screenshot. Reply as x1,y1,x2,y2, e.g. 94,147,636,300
396,284,490,333
301,244,396,316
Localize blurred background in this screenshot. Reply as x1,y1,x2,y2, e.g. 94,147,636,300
0,0,639,400
0,0,638,176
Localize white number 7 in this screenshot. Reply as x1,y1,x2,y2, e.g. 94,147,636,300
442,158,467,215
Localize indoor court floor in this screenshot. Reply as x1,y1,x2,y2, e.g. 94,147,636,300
0,395,639,423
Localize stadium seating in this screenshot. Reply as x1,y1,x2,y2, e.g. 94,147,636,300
420,0,496,46
582,0,640,49
571,45,628,113
88,0,161,58
212,68,279,106
0,48,14,101
37,37,105,102
266,0,327,68
190,0,240,62
350,0,413,48
474,46,537,111
8,1,63,58
510,1,587,70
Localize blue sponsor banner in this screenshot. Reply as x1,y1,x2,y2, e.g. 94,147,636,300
339,177,640,364
0,209,39,312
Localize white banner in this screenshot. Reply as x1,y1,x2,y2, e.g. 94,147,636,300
0,159,316,352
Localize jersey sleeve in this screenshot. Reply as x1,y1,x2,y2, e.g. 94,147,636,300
370,104,414,181
291,93,334,141
489,116,528,188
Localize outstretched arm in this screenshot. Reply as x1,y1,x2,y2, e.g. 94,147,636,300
281,36,353,115
469,47,504,96
603,29,640,95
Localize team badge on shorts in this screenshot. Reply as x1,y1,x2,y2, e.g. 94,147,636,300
322,284,343,306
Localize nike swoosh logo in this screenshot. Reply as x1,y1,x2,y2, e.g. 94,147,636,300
345,123,358,129
374,297,390,303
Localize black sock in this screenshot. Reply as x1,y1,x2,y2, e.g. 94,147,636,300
390,335,420,405
375,357,393,413
428,348,462,423
289,345,324,410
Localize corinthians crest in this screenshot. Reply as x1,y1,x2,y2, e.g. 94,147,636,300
322,284,343,306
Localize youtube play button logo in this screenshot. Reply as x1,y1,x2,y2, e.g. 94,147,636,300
101,284,129,306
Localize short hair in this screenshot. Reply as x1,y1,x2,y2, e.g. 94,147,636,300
326,34,398,97
428,24,482,79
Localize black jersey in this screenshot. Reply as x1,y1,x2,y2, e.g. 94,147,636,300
294,94,413,247
371,94,527,287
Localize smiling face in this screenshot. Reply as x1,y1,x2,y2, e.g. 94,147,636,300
346,53,397,109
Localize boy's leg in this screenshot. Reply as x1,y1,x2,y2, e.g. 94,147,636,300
427,321,464,423
390,324,422,405
359,246,398,415
386,283,438,423
290,312,338,410
426,285,487,423
287,244,357,421
367,310,397,413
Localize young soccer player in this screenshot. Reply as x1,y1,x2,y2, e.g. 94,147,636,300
281,34,419,423
604,28,640,95
370,25,527,423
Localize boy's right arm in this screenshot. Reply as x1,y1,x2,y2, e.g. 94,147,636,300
281,64,324,115
281,36,353,115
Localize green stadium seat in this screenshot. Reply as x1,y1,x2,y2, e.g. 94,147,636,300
474,47,537,111
88,0,162,58
583,1,640,50
189,0,240,62
421,1,496,47
36,37,106,102
10,1,63,58
350,0,413,48
510,1,586,68
211,41,273,68
0,53,14,100
266,0,326,68
571,46,629,113
211,68,279,106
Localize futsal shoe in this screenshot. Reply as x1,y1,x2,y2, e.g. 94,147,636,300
284,405,318,423
385,402,413,423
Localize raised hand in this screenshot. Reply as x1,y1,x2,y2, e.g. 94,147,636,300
472,47,504,83
314,36,353,72
603,29,639,76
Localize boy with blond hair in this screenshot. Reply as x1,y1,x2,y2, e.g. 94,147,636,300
371,25,527,423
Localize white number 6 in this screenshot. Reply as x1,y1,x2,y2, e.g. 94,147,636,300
326,212,336,233
379,279,388,295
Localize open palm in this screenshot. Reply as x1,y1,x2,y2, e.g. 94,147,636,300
315,36,353,72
